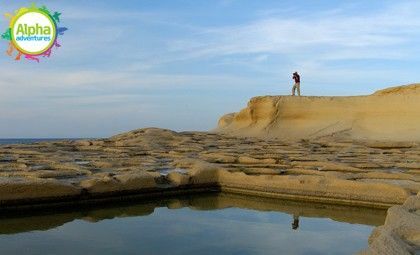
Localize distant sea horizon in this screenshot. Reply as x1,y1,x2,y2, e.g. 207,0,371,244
0,138,83,145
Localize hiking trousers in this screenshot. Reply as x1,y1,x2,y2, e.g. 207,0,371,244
292,82,300,96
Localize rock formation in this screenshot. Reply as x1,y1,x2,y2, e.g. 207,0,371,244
217,84,420,141
0,128,418,208
0,84,419,254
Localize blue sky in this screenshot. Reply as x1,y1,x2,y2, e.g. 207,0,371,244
1,0,419,138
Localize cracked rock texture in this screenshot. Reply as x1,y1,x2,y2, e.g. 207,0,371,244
361,192,420,255
0,84,419,254
0,128,419,205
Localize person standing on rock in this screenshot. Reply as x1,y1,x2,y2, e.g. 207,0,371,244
292,72,301,96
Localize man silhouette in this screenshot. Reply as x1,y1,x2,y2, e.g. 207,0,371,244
292,72,301,96
292,214,300,230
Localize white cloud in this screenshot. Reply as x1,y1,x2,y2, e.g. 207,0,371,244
1,1,419,137
168,1,420,61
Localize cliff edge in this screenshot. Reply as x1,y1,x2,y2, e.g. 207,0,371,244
217,84,420,141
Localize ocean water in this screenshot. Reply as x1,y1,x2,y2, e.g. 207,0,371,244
0,194,385,255
0,138,80,145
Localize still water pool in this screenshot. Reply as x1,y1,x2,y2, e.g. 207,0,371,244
0,193,386,255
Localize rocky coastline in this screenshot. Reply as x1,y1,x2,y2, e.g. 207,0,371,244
0,127,419,253
1,84,420,254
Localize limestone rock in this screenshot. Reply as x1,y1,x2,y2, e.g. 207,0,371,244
217,84,420,141
0,177,81,201
363,194,420,254
79,172,156,194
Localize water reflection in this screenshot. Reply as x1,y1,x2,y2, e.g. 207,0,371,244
292,214,300,230
0,193,386,255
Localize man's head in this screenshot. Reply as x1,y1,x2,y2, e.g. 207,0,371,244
293,71,298,75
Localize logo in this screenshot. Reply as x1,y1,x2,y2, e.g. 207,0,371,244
1,4,68,62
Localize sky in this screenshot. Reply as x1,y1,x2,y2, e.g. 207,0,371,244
0,0,419,138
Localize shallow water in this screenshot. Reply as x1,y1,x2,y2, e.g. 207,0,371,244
0,193,386,255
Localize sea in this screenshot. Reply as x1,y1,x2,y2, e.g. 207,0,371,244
0,138,80,145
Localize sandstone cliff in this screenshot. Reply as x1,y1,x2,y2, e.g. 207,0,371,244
217,84,420,141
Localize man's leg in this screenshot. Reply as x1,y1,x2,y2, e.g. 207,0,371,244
297,83,301,96
292,84,296,96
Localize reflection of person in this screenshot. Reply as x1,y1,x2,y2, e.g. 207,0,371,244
292,214,299,230
292,72,301,96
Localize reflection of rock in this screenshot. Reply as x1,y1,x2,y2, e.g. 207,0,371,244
0,86,419,253
81,203,156,222
0,212,82,235
189,193,387,226
0,193,386,235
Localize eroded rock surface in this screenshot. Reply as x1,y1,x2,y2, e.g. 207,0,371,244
217,84,420,141
0,128,418,205
361,192,420,255
0,127,419,253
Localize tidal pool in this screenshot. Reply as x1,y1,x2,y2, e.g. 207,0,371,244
0,193,386,255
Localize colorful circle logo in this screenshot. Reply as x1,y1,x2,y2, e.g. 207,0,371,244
1,4,67,62
11,10,57,55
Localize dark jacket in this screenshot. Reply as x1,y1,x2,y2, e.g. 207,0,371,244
293,73,300,83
